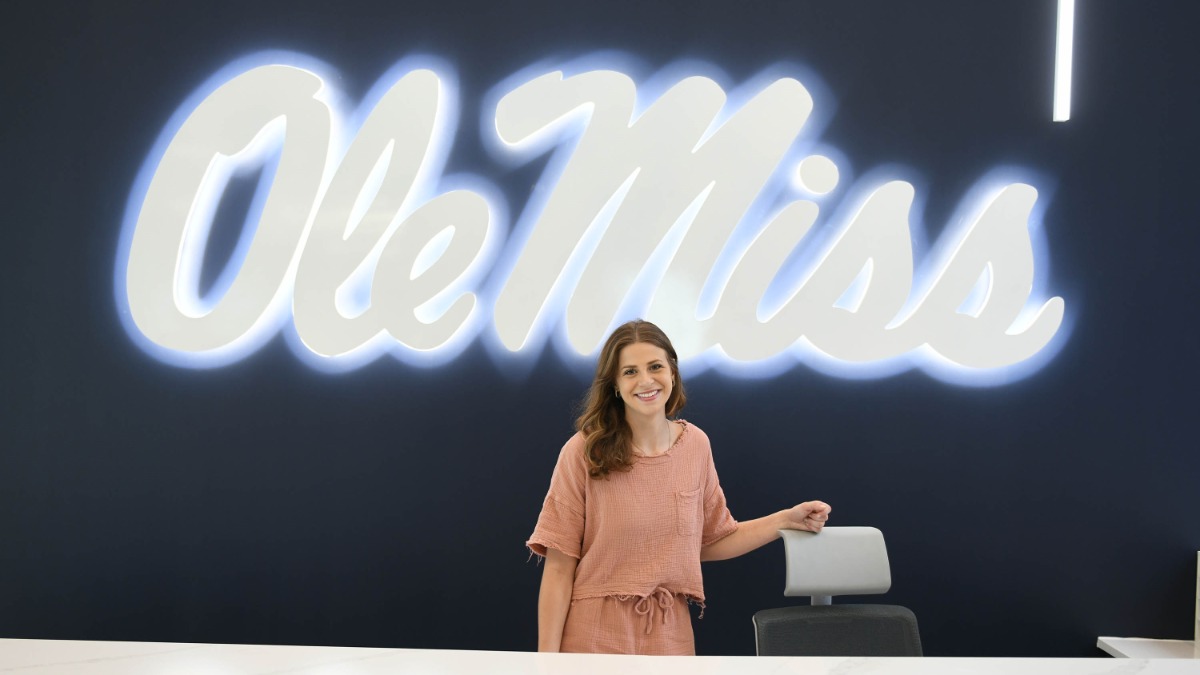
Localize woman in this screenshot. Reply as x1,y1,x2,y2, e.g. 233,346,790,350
527,319,831,655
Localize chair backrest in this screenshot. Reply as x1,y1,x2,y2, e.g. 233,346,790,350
780,526,891,603
754,526,922,656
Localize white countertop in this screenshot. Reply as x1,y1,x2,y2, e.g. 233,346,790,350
1,638,1198,674
1096,637,1196,659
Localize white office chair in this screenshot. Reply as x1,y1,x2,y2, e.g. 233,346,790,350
752,527,922,656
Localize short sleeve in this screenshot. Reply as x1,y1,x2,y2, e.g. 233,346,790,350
701,444,738,547
526,435,588,559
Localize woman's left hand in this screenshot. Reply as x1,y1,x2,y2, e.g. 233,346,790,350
782,501,831,533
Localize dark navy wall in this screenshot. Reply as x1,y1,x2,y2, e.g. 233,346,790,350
3,0,1198,657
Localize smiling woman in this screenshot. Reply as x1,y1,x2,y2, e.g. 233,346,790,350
526,319,832,655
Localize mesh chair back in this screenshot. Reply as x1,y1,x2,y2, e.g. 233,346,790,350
753,604,922,656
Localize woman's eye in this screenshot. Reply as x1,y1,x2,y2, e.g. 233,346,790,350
623,369,635,376
650,364,662,370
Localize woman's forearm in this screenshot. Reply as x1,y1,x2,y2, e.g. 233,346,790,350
700,511,787,561
700,500,830,562
537,549,578,652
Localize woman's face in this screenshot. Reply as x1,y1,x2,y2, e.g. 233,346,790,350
614,341,674,419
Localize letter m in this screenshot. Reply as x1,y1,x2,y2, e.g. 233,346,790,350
492,69,813,356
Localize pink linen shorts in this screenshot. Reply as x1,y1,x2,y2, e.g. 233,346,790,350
560,588,695,656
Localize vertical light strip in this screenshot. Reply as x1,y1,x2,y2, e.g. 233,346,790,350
1054,0,1076,121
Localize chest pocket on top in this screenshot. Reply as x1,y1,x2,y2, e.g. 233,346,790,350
675,488,702,537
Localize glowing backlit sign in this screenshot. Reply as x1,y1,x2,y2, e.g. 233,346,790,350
117,54,1067,384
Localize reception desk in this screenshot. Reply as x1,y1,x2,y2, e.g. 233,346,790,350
0,639,1196,674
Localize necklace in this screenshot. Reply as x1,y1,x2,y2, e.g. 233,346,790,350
631,422,671,457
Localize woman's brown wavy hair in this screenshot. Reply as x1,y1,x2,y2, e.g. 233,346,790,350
575,319,687,478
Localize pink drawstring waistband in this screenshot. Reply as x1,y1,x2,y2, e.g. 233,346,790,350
632,587,675,635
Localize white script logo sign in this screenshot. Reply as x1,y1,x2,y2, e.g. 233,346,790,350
117,54,1066,382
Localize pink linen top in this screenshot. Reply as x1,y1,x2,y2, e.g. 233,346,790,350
527,421,739,603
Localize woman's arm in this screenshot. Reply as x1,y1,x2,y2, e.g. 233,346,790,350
537,547,579,652
700,501,830,562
